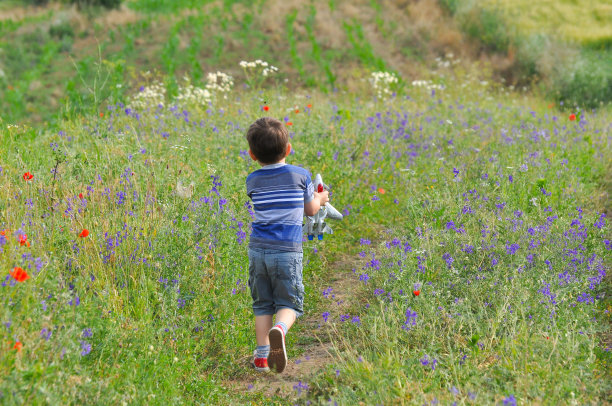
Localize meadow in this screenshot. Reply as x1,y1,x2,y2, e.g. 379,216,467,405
1,55,610,404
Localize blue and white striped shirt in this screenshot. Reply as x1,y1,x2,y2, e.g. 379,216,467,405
246,163,314,251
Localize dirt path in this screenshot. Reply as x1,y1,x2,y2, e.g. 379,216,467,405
228,253,362,402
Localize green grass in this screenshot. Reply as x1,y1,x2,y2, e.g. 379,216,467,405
0,59,610,404
480,0,612,48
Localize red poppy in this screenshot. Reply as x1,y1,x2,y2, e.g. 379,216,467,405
413,290,420,297
307,104,312,109
23,172,33,181
547,103,553,109
79,229,89,238
0,229,8,236
263,105,269,112
295,109,300,113
10,267,30,282
13,341,22,351
79,193,84,199
378,188,386,194
569,114,576,121
18,234,29,247
100,112,104,118
286,122,293,126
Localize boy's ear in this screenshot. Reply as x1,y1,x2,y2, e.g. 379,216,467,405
285,143,292,157
248,149,258,161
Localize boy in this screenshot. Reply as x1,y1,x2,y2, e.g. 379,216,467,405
245,117,329,373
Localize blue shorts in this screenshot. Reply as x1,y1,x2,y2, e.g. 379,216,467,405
248,248,304,317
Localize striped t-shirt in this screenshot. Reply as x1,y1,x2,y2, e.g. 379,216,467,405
246,163,314,252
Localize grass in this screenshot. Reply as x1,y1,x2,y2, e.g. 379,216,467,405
0,56,610,404
442,0,612,108
479,0,612,48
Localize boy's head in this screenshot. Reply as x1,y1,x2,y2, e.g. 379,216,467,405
246,117,290,165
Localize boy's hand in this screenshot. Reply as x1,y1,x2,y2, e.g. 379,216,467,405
315,190,330,206
305,190,330,216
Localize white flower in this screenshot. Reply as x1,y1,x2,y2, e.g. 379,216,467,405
240,60,279,78
205,71,234,93
128,81,166,110
370,71,399,99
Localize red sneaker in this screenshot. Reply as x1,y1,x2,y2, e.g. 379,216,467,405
252,350,270,372
268,326,287,373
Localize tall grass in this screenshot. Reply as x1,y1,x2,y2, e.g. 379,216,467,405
0,59,610,404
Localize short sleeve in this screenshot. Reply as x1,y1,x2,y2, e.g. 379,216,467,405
246,175,253,199
304,174,314,203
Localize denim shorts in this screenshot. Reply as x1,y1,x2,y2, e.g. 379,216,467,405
248,248,304,317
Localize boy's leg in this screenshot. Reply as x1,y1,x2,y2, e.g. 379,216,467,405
249,248,275,372
255,315,273,346
267,251,304,373
274,308,296,333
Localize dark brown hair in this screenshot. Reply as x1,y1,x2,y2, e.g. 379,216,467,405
246,117,289,164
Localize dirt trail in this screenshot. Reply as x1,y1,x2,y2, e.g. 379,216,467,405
228,253,361,401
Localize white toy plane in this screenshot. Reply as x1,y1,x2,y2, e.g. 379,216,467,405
304,174,343,240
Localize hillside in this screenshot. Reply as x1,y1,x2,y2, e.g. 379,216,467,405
1,0,610,125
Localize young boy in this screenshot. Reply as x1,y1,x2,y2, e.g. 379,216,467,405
245,117,329,373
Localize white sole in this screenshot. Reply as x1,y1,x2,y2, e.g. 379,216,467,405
268,327,287,373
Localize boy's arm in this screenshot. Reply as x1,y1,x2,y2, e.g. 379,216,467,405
304,191,329,216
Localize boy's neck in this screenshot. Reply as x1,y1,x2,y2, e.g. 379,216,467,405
260,158,286,167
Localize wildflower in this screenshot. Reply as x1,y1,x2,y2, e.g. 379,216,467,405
79,193,84,199
23,172,33,181
79,229,89,238
378,188,385,194
569,114,576,121
286,122,293,126
403,307,418,330
263,105,269,111
13,341,22,351
10,267,30,282
413,290,420,297
307,104,312,109
503,395,517,406
293,381,309,395
18,234,29,247
80,341,92,356
442,253,454,268
594,213,606,230
99,112,104,118
505,242,520,255
322,312,330,322
420,354,437,370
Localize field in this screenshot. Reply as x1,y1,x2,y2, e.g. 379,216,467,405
1,58,611,404
1,0,611,405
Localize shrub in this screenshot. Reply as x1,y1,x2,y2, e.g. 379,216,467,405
551,50,612,108
49,22,75,39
